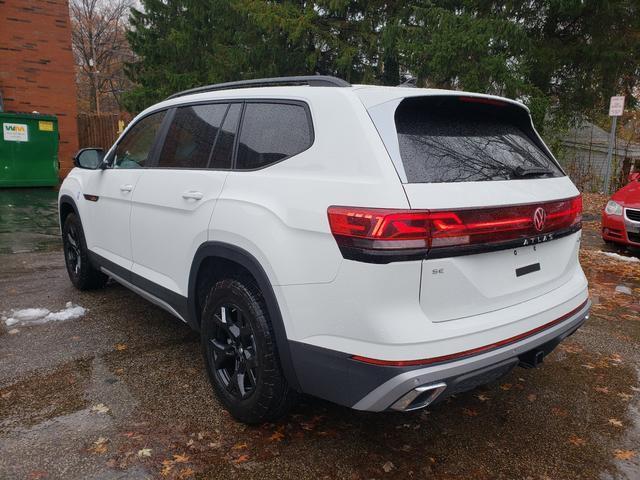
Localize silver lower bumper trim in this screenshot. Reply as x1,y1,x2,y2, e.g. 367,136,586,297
353,299,590,412
389,382,447,411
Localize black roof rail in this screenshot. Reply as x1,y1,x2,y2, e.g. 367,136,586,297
166,75,351,100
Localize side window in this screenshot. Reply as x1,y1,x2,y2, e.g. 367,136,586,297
157,104,228,169
209,103,241,169
236,103,312,170
112,111,165,169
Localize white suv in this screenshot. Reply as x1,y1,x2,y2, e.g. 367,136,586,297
59,76,590,423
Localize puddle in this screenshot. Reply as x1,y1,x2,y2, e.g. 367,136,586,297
0,188,60,254
2,302,86,327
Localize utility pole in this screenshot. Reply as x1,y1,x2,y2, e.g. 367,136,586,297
603,96,625,194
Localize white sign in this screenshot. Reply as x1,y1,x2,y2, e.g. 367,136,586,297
609,96,625,117
3,123,29,142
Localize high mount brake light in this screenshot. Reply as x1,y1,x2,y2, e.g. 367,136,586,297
458,96,508,107
327,196,582,263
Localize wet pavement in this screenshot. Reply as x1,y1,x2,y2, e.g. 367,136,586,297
0,190,638,479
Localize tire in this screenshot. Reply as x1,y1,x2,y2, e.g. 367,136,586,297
62,213,108,290
201,277,296,424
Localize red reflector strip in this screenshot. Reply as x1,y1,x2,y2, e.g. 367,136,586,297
351,300,589,367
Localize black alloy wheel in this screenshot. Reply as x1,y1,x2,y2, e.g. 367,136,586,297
206,303,259,399
65,223,82,277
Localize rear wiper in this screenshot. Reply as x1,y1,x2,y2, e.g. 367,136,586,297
511,166,553,178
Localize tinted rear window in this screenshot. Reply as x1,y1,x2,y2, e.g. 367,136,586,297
236,102,312,170
395,97,563,183
158,104,227,169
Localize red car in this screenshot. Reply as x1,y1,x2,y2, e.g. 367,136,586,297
602,176,640,248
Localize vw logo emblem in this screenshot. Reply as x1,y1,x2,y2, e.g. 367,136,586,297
533,207,546,232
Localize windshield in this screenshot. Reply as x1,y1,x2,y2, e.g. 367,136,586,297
395,96,564,183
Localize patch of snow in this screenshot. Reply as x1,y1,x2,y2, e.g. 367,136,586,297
615,285,633,295
601,251,640,263
43,302,86,322
2,302,86,327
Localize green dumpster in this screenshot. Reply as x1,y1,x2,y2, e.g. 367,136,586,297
0,112,59,187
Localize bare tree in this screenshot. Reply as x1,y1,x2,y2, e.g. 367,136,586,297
70,0,133,113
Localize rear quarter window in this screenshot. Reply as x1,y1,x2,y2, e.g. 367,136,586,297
236,102,312,170
395,96,564,183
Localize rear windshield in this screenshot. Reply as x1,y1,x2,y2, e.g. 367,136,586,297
395,96,564,183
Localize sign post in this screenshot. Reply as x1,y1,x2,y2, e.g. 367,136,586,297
603,96,625,193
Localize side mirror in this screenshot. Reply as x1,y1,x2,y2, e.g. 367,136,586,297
74,148,105,170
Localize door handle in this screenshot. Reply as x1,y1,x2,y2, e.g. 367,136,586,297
120,184,133,192
182,190,203,200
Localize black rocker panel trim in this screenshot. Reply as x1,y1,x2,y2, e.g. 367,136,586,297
87,251,189,322
188,242,301,391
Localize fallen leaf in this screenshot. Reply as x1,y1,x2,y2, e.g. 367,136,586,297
595,386,610,394
568,434,586,446
608,418,623,428
551,406,568,417
231,443,247,450
160,461,173,477
89,437,108,454
559,343,582,353
234,454,250,464
8,329,19,335
178,467,195,479
90,403,110,414
527,394,537,403
608,353,623,363
269,431,285,442
476,394,490,402
137,448,152,458
26,471,48,479
173,454,189,463
617,392,632,401
500,383,512,391
208,441,221,449
114,343,128,351
613,449,635,460
382,461,395,473
462,408,479,417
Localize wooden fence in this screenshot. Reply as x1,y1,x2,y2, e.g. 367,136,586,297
77,113,129,150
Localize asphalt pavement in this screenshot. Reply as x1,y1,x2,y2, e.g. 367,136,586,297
0,189,638,479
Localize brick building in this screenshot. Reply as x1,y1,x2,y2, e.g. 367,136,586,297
0,0,78,180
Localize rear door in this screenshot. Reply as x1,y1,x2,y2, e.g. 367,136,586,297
129,102,241,296
370,95,582,322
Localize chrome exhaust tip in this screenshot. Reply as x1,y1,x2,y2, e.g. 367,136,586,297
390,382,447,412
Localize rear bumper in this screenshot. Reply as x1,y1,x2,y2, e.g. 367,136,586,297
289,299,590,412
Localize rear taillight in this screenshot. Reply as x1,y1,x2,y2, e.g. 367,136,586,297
327,195,582,263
